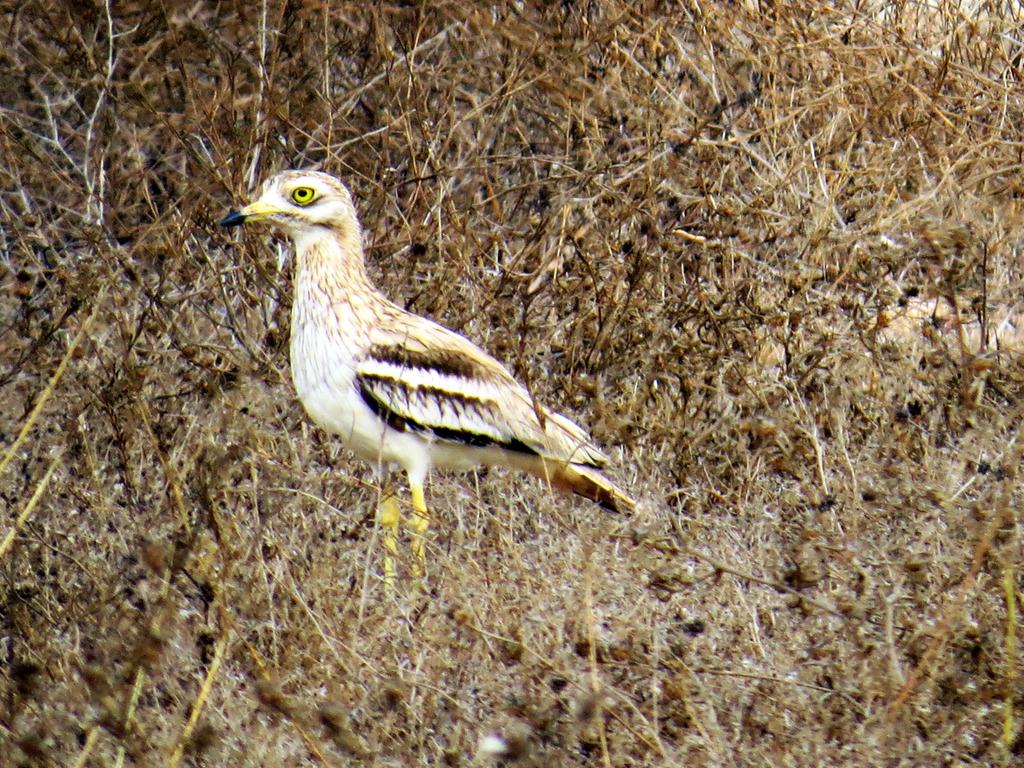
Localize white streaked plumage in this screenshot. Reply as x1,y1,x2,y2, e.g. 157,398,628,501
221,170,633,581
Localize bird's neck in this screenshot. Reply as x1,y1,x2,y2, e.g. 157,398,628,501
292,226,379,298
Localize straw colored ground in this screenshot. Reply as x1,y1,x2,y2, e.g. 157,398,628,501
2,2,1023,765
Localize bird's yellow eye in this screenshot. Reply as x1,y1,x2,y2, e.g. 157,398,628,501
290,186,317,206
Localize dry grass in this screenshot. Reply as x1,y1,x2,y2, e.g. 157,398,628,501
2,1,1024,765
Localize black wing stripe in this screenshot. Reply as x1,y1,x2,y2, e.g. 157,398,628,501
356,377,539,457
368,344,485,380
358,378,410,433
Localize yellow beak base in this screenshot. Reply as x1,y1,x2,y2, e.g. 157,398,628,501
219,200,281,227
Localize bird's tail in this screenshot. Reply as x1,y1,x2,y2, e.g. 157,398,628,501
548,462,636,513
499,450,636,513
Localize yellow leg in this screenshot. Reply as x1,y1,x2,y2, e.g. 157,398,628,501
408,483,429,578
379,494,400,587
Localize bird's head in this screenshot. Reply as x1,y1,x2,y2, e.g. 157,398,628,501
220,170,360,241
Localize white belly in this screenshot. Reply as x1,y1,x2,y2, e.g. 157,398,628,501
290,316,433,479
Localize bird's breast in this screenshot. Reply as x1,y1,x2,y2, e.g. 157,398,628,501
289,285,362,431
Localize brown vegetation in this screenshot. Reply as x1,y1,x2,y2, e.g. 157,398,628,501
2,2,1023,765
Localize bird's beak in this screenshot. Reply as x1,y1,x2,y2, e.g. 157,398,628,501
219,200,280,227
219,210,247,227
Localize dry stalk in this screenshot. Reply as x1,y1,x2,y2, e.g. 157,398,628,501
0,300,100,478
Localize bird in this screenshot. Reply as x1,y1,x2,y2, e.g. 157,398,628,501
220,170,634,584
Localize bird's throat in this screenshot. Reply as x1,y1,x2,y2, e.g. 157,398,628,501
293,227,375,296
